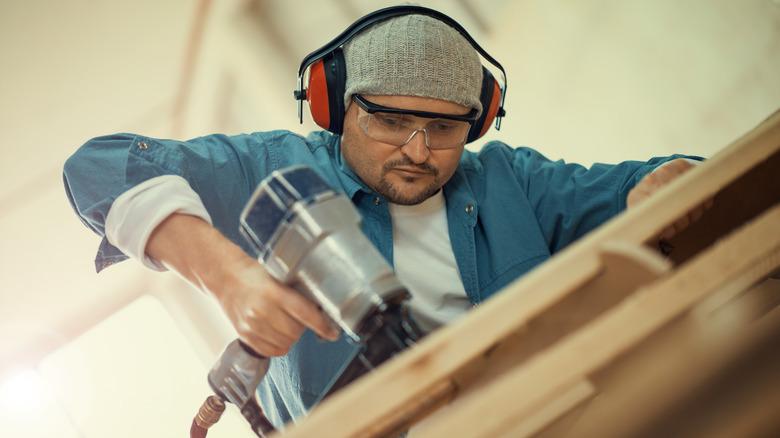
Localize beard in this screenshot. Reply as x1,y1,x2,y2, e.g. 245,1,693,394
375,157,442,205
340,116,446,205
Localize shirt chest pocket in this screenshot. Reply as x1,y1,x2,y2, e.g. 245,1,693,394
472,198,551,299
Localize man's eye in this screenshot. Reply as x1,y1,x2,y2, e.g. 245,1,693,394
430,121,457,132
375,114,405,127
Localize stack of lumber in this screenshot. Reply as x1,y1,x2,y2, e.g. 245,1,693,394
277,110,780,438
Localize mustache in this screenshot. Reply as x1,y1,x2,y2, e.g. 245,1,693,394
383,158,439,176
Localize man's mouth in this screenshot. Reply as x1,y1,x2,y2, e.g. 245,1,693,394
392,167,431,175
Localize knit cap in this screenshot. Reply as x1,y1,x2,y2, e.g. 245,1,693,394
342,14,483,115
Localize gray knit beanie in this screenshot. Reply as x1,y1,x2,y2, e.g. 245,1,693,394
343,14,483,115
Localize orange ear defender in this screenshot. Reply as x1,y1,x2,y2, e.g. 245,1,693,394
294,5,507,140
304,49,347,134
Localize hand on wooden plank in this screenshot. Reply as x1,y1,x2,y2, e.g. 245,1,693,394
626,158,712,240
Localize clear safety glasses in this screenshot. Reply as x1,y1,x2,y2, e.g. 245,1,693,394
352,95,478,150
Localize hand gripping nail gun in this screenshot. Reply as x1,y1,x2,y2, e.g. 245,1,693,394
191,166,425,437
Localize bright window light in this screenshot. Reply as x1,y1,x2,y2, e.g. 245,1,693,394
0,369,50,414
0,368,81,438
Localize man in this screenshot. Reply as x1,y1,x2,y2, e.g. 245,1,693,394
63,12,699,425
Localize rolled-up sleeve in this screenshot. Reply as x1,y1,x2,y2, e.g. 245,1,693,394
63,132,275,271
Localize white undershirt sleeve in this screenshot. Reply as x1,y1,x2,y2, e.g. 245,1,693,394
105,175,212,271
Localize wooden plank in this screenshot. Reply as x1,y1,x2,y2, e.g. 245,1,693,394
275,112,780,438
412,242,670,435
591,307,780,438
496,379,595,438
664,148,780,264
537,278,780,438
416,204,780,438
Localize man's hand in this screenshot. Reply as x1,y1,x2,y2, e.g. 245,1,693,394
147,213,339,357
627,159,710,240
214,256,340,356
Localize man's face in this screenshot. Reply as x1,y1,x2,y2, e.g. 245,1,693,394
340,94,471,205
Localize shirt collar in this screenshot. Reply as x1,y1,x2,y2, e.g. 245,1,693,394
332,135,370,200
443,159,478,227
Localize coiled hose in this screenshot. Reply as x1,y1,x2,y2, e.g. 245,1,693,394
190,393,276,437
190,395,225,438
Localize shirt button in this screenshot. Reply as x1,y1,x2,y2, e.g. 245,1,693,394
374,197,381,206
138,141,149,150
465,204,474,214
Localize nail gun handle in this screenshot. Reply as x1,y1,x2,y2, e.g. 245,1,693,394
207,339,276,436
208,339,271,408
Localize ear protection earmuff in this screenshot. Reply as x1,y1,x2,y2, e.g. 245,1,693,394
293,5,507,143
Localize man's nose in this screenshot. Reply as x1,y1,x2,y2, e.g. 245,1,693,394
400,129,430,164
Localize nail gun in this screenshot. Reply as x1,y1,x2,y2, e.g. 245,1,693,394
191,165,425,437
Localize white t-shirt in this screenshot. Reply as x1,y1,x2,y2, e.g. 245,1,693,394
388,191,471,332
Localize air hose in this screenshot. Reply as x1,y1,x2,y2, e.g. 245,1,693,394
190,395,225,438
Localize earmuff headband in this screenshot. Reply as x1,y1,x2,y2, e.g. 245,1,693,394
295,5,507,131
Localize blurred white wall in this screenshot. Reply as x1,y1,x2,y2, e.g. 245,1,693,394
481,0,780,165
0,1,778,437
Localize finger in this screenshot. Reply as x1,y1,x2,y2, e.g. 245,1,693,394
236,315,296,351
233,302,299,350
281,291,340,340
690,207,704,223
658,208,705,242
259,282,338,341
689,196,715,223
261,311,306,344
627,185,654,208
649,166,673,183
650,166,681,185
673,214,691,234
640,171,662,188
662,159,694,176
649,159,695,185
240,332,290,357
661,225,677,241
626,190,642,209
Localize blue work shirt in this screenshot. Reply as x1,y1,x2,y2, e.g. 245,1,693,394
63,129,691,425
